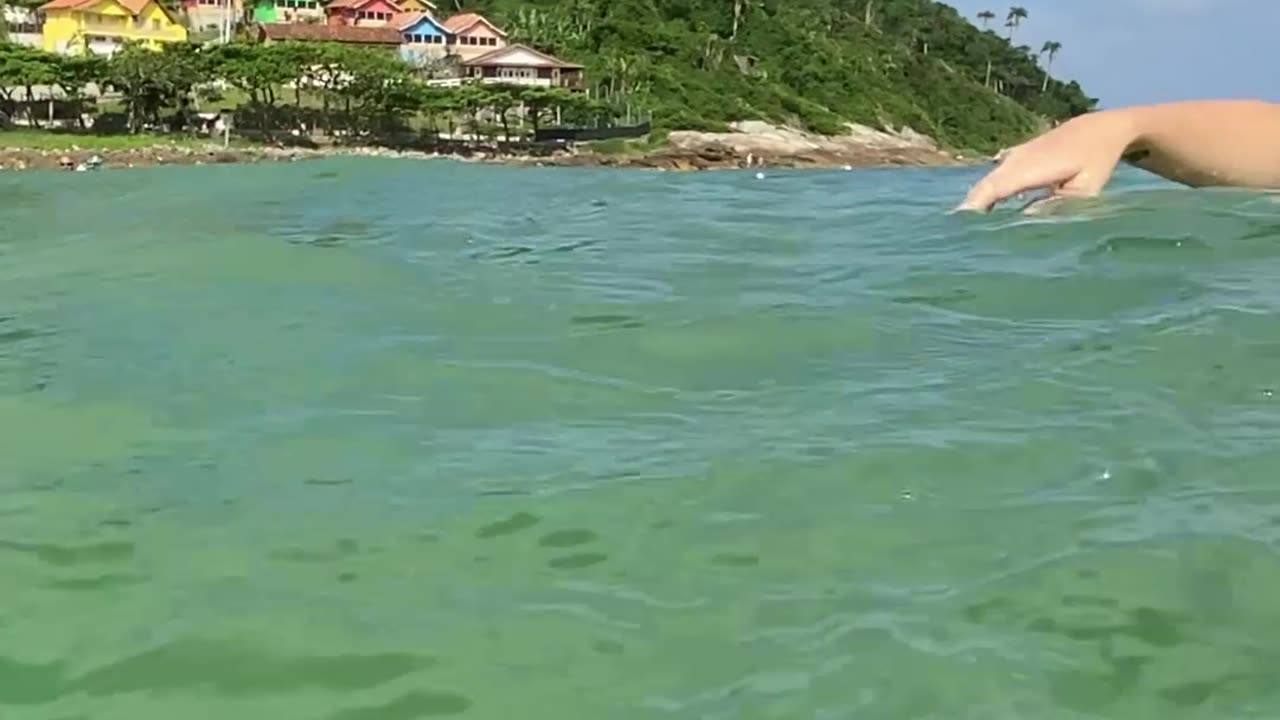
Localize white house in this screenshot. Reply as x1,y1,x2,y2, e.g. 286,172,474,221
3,6,44,48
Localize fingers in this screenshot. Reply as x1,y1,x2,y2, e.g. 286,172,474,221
956,155,1077,213
955,172,1008,213
1055,156,1121,199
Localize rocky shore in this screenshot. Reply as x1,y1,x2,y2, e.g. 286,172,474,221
0,143,323,171
0,122,982,172
521,122,979,171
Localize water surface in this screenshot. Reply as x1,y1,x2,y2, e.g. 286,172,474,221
4,159,1280,719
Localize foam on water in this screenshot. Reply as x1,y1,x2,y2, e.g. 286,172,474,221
3,159,1280,719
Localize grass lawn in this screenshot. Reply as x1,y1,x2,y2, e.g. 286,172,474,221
0,128,255,151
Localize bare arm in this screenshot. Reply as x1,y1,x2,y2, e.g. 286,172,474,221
1125,100,1280,189
959,100,1280,212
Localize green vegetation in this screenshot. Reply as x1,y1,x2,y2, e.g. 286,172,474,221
2,0,1093,152
586,131,670,156
469,0,1093,151
0,42,596,142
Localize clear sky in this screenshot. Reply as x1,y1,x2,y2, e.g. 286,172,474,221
943,0,1279,108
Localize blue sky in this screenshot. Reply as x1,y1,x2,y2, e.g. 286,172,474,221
943,0,1279,108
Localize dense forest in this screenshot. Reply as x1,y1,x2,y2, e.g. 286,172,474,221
465,0,1094,150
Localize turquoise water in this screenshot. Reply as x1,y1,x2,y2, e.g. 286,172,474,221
4,159,1280,719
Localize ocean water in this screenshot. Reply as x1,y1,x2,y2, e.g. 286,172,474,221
3,158,1280,720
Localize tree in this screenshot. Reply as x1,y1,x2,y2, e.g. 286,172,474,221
517,84,581,137
1005,6,1027,41
334,46,420,135
210,42,301,109
976,10,995,29
1040,40,1061,92
0,44,57,127
105,42,206,133
52,55,107,129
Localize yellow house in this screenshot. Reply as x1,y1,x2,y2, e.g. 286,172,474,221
397,0,436,15
40,0,188,56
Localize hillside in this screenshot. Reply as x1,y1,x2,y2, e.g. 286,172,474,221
459,0,1095,152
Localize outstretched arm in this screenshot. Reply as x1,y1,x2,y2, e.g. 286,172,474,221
958,100,1280,212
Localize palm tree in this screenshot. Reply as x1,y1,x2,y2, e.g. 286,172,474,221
1041,41,1062,91
977,10,995,29
1006,6,1028,41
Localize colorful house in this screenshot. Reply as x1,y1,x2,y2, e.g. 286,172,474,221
325,0,401,27
396,0,434,15
461,44,584,90
251,0,324,25
256,21,401,49
395,11,450,64
440,12,505,59
182,0,241,36
40,0,187,56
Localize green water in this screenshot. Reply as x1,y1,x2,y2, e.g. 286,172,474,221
4,159,1280,719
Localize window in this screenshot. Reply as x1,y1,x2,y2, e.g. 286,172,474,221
152,18,161,29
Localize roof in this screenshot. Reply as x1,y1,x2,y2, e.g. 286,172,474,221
392,10,447,32
40,0,181,23
463,44,584,69
325,0,394,10
40,0,166,16
257,22,402,44
441,11,506,36
389,11,420,28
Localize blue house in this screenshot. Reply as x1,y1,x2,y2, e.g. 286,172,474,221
397,12,452,66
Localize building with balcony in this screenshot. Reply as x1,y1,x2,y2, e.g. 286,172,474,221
324,0,401,27
461,45,584,90
39,0,188,56
251,0,324,25
182,0,242,38
440,12,504,60
395,11,450,66
3,6,44,48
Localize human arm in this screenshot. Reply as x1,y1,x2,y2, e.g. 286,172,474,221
957,100,1280,212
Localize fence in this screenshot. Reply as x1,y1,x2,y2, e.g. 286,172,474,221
533,121,651,143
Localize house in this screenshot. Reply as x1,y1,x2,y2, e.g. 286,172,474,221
325,0,402,27
440,12,504,59
256,21,401,48
182,0,241,37
396,0,434,15
40,0,187,56
461,44,584,90
3,6,43,48
251,0,324,25
395,11,450,65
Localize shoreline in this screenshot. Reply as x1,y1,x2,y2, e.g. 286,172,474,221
0,130,988,173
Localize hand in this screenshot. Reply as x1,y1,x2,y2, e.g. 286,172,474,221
957,110,1140,212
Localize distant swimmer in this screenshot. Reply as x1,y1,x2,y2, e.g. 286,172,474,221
958,100,1280,212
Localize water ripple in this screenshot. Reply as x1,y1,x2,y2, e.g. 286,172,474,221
2,161,1280,717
